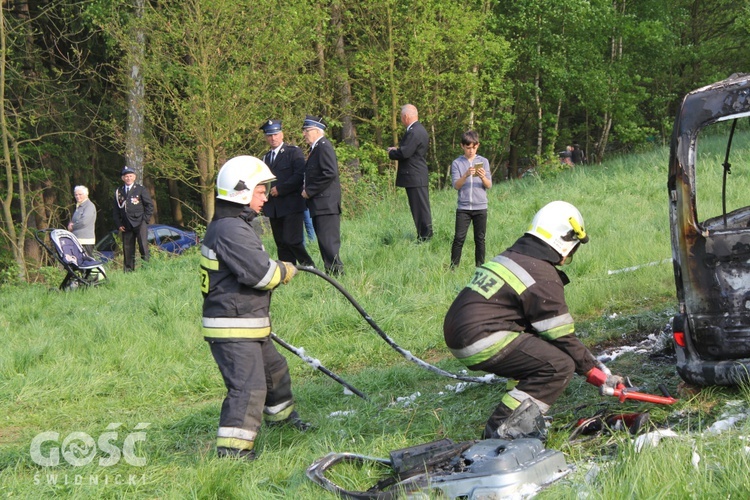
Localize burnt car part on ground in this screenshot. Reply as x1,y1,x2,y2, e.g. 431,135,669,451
306,438,570,499
95,224,199,262
669,72,750,386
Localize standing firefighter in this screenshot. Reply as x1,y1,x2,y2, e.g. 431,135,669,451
201,156,310,461
443,201,624,440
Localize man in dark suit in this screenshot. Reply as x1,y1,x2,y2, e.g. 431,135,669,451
388,104,433,242
300,116,344,276
260,119,315,267
113,166,154,272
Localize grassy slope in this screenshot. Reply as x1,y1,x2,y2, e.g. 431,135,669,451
2,143,750,498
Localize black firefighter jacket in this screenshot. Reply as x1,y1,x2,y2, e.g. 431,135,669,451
200,201,294,342
443,235,597,374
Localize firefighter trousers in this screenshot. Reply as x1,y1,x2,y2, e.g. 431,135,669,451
209,337,295,451
476,333,575,437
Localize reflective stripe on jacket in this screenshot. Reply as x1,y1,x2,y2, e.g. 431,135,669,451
200,207,290,341
444,251,578,369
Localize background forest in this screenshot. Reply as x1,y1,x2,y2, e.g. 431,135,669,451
0,0,748,282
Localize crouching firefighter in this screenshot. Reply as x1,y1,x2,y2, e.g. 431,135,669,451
201,156,311,461
443,201,624,440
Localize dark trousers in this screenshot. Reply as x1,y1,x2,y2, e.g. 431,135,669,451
209,338,294,451
121,223,149,272
405,186,433,241
477,334,575,434
269,213,314,267
451,209,487,267
311,213,344,275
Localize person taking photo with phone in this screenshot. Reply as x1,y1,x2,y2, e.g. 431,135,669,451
449,130,492,269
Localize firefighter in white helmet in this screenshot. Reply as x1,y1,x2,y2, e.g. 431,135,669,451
443,201,623,440
201,156,310,461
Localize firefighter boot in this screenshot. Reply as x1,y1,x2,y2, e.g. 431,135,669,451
483,402,514,439
493,399,547,441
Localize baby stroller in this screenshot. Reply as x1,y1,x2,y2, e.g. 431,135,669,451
34,228,107,290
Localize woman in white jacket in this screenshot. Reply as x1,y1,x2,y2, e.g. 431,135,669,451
68,185,96,255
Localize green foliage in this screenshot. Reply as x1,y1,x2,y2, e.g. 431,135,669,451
5,148,746,497
337,142,392,219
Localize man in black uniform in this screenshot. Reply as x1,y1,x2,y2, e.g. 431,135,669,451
201,155,310,461
443,201,624,440
301,115,344,276
113,166,154,272
259,119,315,267
388,104,433,242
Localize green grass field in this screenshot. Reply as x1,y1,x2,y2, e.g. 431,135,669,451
2,138,750,498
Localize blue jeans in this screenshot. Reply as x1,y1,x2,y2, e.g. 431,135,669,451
303,209,316,243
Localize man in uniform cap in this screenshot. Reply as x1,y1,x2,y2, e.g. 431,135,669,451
113,165,154,271
259,119,315,267
301,115,344,275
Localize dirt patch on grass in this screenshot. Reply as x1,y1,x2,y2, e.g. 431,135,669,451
0,426,24,445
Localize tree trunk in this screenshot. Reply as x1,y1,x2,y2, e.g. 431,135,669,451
331,2,360,176
144,175,158,224
198,148,213,221
126,0,146,178
167,179,184,226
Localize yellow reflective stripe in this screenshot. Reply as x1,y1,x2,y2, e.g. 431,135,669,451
501,392,521,410
533,313,575,340
539,323,575,341
483,261,528,295
531,226,552,240
450,330,516,359
264,404,294,422
450,331,520,367
506,379,519,390
216,437,254,450
492,255,536,287
532,313,573,333
257,260,281,289
508,388,550,413
202,326,271,339
200,255,219,270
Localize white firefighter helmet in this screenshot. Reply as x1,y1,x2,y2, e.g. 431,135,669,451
216,156,275,205
526,201,589,258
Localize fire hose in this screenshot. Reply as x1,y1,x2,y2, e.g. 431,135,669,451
271,333,369,401
296,266,501,385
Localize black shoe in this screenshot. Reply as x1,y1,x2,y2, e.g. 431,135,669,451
267,411,312,432
217,446,256,461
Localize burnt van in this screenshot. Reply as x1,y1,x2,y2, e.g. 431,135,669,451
669,73,750,386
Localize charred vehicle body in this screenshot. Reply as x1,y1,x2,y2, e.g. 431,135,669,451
669,73,750,386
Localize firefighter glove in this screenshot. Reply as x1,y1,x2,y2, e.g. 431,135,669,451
281,262,297,284
604,374,625,390
585,366,624,389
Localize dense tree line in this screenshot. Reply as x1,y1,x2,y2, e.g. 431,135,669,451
0,0,747,281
